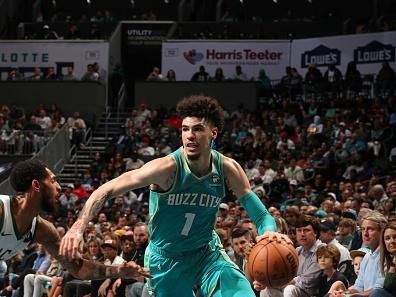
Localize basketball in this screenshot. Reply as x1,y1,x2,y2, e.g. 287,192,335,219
247,239,299,288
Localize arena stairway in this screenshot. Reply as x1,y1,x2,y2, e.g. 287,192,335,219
58,110,129,188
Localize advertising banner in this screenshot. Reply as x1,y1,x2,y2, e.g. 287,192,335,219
0,41,109,80
291,31,396,76
162,40,291,81
121,21,174,79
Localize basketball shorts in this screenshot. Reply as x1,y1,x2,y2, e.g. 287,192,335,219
144,242,255,297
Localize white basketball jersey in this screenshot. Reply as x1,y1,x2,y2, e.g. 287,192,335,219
0,195,37,260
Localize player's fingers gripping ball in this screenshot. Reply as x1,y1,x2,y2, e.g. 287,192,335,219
247,238,299,288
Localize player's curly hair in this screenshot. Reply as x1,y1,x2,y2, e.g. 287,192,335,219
10,159,48,193
176,95,225,131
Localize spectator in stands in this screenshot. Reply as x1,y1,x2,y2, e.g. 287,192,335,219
233,65,248,81
305,64,323,94
93,62,106,81
280,67,293,93
124,151,145,171
345,61,362,94
155,138,172,156
45,67,57,80
345,212,387,296
90,152,107,178
62,66,78,81
141,10,157,21
316,244,348,297
285,159,304,183
125,223,149,297
81,64,95,81
376,61,396,95
136,102,151,124
11,244,50,297
91,10,105,22
211,67,226,81
256,69,272,98
319,220,352,268
36,108,52,131
23,115,43,153
290,68,303,97
137,137,155,156
165,69,176,81
23,254,63,297
349,247,369,285
276,131,295,154
89,23,103,39
7,68,23,81
191,65,210,81
39,25,59,39
111,235,141,297
338,218,356,249
59,184,78,210
113,152,126,177
112,126,133,154
72,179,88,201
324,63,343,96
64,24,81,40
370,221,396,297
29,67,43,81
231,228,254,271
67,111,87,147
104,10,116,22
146,67,163,81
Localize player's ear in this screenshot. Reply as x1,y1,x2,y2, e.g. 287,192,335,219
32,180,40,192
211,128,218,140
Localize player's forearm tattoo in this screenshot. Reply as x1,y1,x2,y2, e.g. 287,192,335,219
77,191,110,224
65,259,120,280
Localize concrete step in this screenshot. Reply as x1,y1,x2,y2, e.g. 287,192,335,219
64,164,91,169
59,173,80,177
73,154,92,159
91,141,108,146
92,131,120,138
78,145,106,151
61,168,88,176
92,136,113,141
98,122,123,127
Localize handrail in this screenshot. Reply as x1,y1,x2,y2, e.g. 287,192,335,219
0,124,70,194
116,82,126,119
105,109,112,139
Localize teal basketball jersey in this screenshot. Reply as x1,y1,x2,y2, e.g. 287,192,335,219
148,147,226,254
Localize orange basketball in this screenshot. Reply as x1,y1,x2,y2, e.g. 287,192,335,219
247,239,299,288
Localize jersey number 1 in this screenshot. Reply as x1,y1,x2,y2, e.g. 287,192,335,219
181,213,196,236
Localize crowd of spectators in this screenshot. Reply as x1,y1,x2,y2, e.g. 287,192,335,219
0,103,88,155
2,63,396,296
2,84,396,296
4,63,106,83
147,62,396,102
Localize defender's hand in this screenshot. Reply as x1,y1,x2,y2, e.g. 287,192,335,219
59,224,84,260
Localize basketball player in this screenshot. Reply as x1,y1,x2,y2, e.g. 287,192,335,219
60,95,289,296
0,159,149,280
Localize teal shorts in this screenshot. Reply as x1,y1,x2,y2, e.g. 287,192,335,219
144,243,255,297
